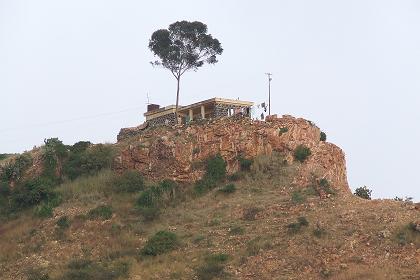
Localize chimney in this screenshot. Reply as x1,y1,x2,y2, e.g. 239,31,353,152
147,104,160,112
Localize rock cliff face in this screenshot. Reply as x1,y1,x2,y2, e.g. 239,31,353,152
115,115,350,194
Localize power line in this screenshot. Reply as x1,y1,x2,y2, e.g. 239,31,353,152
0,106,144,133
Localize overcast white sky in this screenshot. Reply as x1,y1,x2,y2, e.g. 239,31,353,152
1,0,419,201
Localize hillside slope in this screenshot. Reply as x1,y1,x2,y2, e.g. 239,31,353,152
0,115,419,280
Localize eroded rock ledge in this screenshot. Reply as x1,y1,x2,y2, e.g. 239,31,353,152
114,115,350,194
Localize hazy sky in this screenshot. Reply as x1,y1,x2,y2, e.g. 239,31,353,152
1,0,419,201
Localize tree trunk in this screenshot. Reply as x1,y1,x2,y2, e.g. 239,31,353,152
175,77,180,124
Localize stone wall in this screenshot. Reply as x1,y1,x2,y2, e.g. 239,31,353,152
147,112,176,127
114,115,350,194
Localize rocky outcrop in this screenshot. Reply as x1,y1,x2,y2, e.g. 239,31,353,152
114,115,350,194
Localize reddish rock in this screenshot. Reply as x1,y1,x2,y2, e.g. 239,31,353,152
115,115,350,194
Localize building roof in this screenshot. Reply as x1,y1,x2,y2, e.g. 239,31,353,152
144,97,253,117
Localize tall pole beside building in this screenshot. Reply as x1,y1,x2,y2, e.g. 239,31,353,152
265,73,272,115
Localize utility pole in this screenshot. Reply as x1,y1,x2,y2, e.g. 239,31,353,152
265,73,272,115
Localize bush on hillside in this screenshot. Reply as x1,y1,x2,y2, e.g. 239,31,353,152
195,253,229,280
111,170,145,193
320,131,327,141
140,230,178,256
194,154,227,194
205,154,226,182
43,138,68,180
0,153,32,182
219,184,236,194
293,145,311,163
238,156,253,171
11,177,58,210
354,186,372,200
60,258,129,280
63,144,115,180
87,205,113,220
136,180,178,221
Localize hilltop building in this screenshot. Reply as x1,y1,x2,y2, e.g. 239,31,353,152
144,97,254,126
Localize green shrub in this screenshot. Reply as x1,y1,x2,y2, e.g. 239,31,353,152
229,226,244,235
294,145,311,163
205,154,226,182
56,216,71,229
287,217,309,234
63,144,115,180
395,222,420,246
279,127,289,135
194,155,226,194
291,191,305,204
354,186,372,200
61,259,128,280
319,178,335,195
313,227,327,238
320,131,327,141
0,153,11,161
0,153,32,182
138,207,161,222
238,157,253,171
43,138,68,180
242,206,261,221
227,172,243,181
219,184,236,194
35,203,54,218
196,253,229,280
140,230,178,256
246,237,273,256
11,177,57,210
297,216,309,226
111,170,144,193
136,180,178,221
87,205,113,220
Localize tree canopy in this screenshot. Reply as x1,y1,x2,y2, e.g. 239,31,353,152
148,21,223,122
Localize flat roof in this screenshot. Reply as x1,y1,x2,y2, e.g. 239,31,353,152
144,97,254,117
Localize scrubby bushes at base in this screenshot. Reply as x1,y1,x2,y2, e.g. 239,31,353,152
140,230,178,256
194,154,227,194
136,180,178,221
238,156,253,171
111,170,144,193
294,145,311,163
63,144,115,180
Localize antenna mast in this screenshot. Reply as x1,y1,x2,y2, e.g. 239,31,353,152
265,73,272,115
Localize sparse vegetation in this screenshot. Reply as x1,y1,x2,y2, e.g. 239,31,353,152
291,190,305,204
279,127,289,135
354,186,372,200
218,183,236,194
140,230,178,256
194,154,226,194
110,170,144,193
294,145,311,162
87,205,113,220
287,216,309,234
238,156,253,171
60,258,129,280
320,131,327,141
395,222,420,246
195,253,229,280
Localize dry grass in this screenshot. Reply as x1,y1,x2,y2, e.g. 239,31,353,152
1,154,419,279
